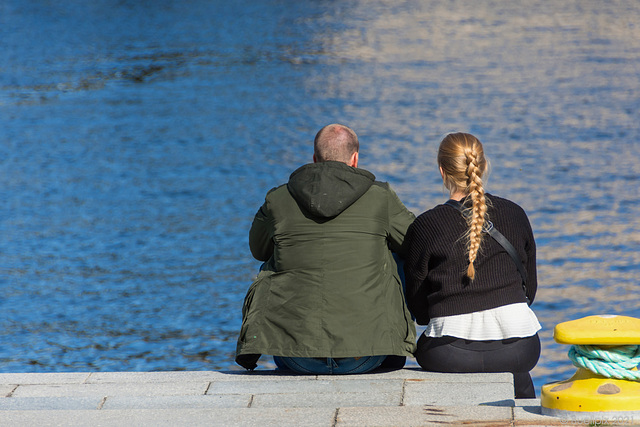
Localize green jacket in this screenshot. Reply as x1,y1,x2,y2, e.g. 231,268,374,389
236,161,416,369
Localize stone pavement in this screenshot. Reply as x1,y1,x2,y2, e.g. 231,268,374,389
0,368,570,426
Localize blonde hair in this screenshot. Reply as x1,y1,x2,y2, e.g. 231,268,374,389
438,133,489,280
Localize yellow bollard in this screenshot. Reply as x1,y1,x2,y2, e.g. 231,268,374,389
541,315,640,420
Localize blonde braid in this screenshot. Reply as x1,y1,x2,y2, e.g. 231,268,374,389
464,145,487,280
438,132,489,281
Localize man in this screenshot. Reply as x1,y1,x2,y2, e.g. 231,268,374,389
236,124,416,374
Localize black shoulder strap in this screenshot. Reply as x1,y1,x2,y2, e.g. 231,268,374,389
485,227,527,286
444,200,530,304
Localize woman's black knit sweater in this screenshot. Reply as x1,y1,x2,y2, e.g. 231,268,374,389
404,194,537,325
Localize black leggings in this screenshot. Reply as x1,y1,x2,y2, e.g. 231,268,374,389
415,333,541,398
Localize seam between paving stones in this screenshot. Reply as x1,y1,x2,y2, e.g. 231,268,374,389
331,408,339,427
203,381,212,395
97,396,107,410
400,379,406,406
5,385,18,397
247,395,254,408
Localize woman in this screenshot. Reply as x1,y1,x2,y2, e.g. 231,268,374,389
404,132,541,398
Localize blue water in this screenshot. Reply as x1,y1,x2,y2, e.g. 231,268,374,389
1,1,639,393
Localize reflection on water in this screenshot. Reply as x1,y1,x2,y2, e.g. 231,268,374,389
1,0,639,393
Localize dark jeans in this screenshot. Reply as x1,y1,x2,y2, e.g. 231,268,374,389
415,333,541,398
274,355,406,375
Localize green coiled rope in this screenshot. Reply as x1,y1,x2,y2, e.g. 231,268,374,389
568,345,640,381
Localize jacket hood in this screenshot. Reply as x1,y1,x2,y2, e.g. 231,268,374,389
287,161,375,218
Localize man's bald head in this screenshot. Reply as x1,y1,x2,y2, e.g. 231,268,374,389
313,124,359,165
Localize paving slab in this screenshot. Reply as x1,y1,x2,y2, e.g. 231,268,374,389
86,371,224,384
102,394,252,410
252,391,401,408
319,369,513,382
336,405,514,426
0,385,17,397
513,405,569,426
403,376,514,406
214,370,320,381
209,378,404,395
10,382,209,398
0,396,101,411
0,373,90,385
0,408,337,427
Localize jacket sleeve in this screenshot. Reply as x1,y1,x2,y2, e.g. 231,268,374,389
249,201,274,262
522,213,538,304
385,185,416,257
403,219,432,324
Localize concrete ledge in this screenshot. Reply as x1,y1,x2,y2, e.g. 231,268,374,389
0,369,567,426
